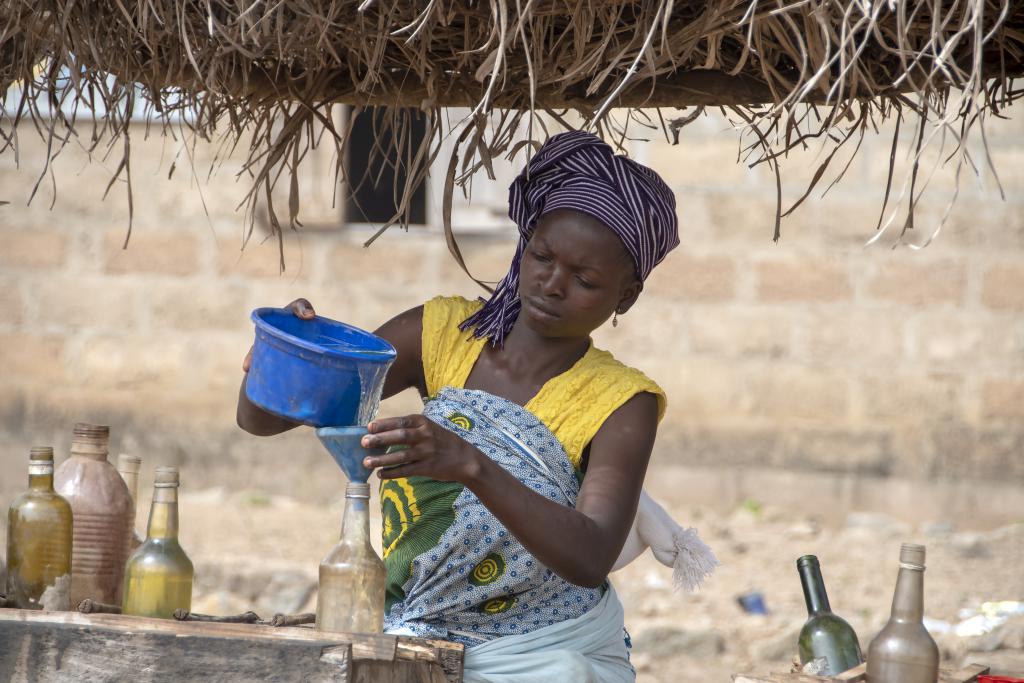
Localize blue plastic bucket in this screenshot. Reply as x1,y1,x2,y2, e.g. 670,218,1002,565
245,308,396,428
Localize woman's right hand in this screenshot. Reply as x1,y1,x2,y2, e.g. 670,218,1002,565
237,298,318,435
242,298,317,372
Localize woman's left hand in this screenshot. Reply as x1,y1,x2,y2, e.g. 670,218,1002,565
361,415,482,483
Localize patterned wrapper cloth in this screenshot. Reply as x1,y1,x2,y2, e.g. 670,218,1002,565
381,387,605,645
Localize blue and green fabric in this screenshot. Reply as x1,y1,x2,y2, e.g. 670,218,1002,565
380,387,603,645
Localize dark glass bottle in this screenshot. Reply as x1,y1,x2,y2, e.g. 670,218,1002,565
867,544,940,683
797,555,864,675
5,447,73,610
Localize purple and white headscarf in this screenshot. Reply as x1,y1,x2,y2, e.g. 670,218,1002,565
461,131,680,346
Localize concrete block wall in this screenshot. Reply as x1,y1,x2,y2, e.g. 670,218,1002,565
622,112,1024,486
0,110,1021,505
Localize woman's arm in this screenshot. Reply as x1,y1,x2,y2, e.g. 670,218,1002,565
374,305,427,400
236,300,426,435
362,391,658,588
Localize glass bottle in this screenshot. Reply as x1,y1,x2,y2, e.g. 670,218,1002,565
5,447,73,610
796,555,864,675
117,453,144,553
867,544,940,683
54,423,134,606
122,466,194,619
316,482,386,633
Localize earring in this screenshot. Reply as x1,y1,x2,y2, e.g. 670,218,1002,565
612,311,619,327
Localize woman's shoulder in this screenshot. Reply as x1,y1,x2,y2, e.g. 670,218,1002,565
580,346,666,418
421,295,487,396
423,295,484,326
585,346,661,387
533,345,666,467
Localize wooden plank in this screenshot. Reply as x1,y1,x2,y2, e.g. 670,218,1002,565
733,675,834,683
942,664,990,683
735,663,992,683
834,663,867,681
0,608,463,683
0,618,351,682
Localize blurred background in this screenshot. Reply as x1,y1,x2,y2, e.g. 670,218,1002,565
1,106,1021,679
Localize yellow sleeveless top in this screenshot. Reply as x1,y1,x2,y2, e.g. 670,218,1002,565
421,295,666,468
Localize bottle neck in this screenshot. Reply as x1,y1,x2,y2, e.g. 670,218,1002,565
890,565,925,622
798,562,832,615
28,460,55,491
120,470,140,508
340,485,372,547
71,440,109,462
146,485,180,540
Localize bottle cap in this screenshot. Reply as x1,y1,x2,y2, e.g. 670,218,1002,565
154,466,180,487
28,446,55,475
71,423,111,459
345,482,371,499
30,446,54,461
899,543,926,570
73,423,110,441
796,555,819,568
118,453,142,473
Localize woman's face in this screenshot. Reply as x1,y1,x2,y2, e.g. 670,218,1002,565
517,209,641,338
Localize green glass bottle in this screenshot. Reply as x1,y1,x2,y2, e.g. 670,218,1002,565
122,467,194,618
6,447,73,610
797,555,864,675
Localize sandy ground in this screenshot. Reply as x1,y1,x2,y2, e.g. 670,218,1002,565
152,471,1024,682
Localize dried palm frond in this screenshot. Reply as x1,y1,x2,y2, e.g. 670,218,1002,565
0,0,1021,269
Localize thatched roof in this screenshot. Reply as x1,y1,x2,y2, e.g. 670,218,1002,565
1,1,1022,268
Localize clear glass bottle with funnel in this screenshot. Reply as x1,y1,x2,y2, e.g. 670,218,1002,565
243,307,396,633
315,427,389,633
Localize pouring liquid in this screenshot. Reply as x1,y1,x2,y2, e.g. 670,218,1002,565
356,363,389,426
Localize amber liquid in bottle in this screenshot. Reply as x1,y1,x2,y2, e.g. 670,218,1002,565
316,482,386,633
6,447,73,610
54,423,134,606
867,543,940,683
122,466,194,619
117,453,144,553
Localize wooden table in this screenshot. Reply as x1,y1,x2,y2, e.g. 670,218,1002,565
0,608,463,682
733,662,991,683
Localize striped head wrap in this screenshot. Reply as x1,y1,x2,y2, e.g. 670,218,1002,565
460,130,680,346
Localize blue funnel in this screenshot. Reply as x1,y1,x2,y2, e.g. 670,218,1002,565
316,426,386,483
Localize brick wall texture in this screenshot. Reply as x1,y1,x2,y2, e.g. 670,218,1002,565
0,112,1021,501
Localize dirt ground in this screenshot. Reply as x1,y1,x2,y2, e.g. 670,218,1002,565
152,465,1024,682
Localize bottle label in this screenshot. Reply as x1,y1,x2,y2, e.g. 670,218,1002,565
28,460,54,475
899,561,926,570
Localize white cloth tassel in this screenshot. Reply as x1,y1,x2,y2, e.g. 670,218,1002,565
612,490,718,592
668,527,719,593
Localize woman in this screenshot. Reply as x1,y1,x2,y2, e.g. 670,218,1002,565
238,131,710,682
